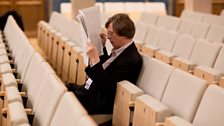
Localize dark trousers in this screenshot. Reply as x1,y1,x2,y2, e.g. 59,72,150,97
66,83,88,108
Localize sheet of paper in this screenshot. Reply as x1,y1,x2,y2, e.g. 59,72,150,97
77,6,103,65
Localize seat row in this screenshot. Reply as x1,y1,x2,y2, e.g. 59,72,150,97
0,16,96,126
37,12,87,85
133,22,224,86
113,54,224,126
136,13,224,43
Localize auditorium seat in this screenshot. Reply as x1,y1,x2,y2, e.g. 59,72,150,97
49,92,97,126
113,55,174,126
133,69,207,126
164,85,224,126
133,22,149,50
155,34,196,64
61,41,76,83
178,19,195,35
180,10,204,22
194,46,224,84
202,14,224,27
190,22,210,39
6,101,29,126
205,25,224,43
172,39,222,73
138,12,159,25
32,74,67,126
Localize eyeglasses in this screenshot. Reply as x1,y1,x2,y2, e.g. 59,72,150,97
107,31,115,38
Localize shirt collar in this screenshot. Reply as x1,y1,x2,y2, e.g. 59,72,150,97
111,41,133,56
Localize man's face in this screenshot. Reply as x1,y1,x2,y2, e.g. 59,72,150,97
107,23,123,49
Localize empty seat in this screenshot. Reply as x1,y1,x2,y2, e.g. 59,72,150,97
172,39,222,73
205,25,224,43
138,12,159,25
50,92,97,126
190,22,210,39
113,56,174,126
133,69,207,126
178,19,195,35
194,46,224,84
180,10,204,22
155,34,196,64
202,14,224,27
133,22,149,49
164,85,224,126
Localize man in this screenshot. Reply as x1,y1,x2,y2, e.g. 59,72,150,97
67,13,142,114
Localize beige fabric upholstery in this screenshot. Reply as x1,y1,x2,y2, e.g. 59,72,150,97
161,69,207,122
8,101,29,126
137,58,174,100
202,14,224,27
50,92,96,126
5,86,23,104
190,22,210,39
134,22,149,46
190,39,222,67
180,10,204,22
32,74,67,126
206,25,224,43
157,30,178,52
139,12,158,25
193,85,224,126
178,19,195,35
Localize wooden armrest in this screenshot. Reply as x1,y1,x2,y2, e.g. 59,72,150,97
133,94,172,126
113,80,144,126
194,66,224,85
155,51,176,64
20,92,27,97
2,107,7,116
219,77,224,88
16,79,21,84
155,122,165,126
25,108,33,115
172,57,196,73
141,45,159,57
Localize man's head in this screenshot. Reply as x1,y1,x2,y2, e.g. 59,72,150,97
105,13,135,49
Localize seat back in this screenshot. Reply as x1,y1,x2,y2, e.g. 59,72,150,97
202,14,224,27
157,30,178,52
133,22,149,45
172,34,197,59
190,22,210,39
144,25,162,46
205,25,224,43
190,39,222,67
180,10,204,22
50,92,96,126
213,47,224,72
161,69,207,122
178,19,195,35
138,12,158,25
137,58,174,100
193,85,224,126
32,74,67,126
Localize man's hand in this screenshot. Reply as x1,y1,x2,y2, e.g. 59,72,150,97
86,41,100,66
100,28,107,47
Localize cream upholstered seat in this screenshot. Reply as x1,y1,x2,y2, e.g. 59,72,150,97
133,22,149,50
32,74,67,126
178,19,195,35
205,25,224,43
190,22,210,39
156,15,181,31
113,55,174,126
133,69,207,126
155,34,196,64
164,85,224,126
138,12,159,25
202,14,224,27
7,101,29,126
50,92,97,126
172,39,222,73
194,46,224,84
180,10,204,22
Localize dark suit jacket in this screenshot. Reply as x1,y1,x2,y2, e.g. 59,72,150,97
76,42,142,114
